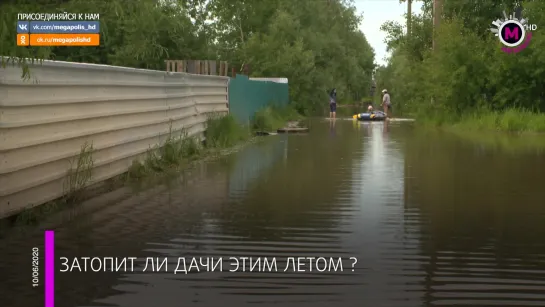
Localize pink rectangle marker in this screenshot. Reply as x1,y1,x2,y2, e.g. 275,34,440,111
45,230,55,307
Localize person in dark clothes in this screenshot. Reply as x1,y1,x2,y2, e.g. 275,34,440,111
329,88,337,119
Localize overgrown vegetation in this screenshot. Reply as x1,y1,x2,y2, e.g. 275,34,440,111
1,0,375,114
376,0,545,132
126,115,249,180
127,131,203,180
125,107,302,180
205,114,251,148
15,142,95,225
65,142,94,202
253,105,303,132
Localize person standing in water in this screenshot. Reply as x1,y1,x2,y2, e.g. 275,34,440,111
329,88,337,119
381,89,392,118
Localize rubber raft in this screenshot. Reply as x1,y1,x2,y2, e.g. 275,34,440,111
352,111,387,121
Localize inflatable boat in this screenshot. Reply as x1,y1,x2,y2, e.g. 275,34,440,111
352,111,387,121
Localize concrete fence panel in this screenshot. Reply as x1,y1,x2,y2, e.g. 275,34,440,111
0,60,229,218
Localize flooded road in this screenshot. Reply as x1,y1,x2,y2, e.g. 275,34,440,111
2,119,545,307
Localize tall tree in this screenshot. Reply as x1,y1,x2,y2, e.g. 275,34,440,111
1,0,376,114
377,0,545,116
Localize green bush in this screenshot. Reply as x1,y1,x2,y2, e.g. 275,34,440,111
205,113,250,148
375,0,545,132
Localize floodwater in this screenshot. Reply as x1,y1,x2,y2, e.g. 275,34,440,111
1,119,545,307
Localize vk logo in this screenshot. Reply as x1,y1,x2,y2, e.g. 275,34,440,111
17,21,29,33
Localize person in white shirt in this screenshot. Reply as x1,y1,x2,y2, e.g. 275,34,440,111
381,89,392,118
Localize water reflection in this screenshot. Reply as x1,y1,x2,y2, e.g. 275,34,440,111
329,119,336,137
1,120,545,307
405,130,545,306
228,137,288,198
342,121,422,304
72,120,366,306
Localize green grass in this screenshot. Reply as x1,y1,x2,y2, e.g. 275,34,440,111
456,109,545,133
409,107,545,154
205,113,251,148
65,141,94,202
127,129,206,180
127,107,302,181
252,104,304,131
416,107,545,133
127,113,254,180
13,142,95,226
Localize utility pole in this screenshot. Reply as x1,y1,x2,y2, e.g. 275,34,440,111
407,0,412,38
433,0,442,50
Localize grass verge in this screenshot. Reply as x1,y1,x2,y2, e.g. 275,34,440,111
127,115,252,180
407,107,545,154
453,109,545,133
252,104,305,131
415,107,545,133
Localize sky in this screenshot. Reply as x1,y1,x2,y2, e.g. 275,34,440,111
354,0,422,66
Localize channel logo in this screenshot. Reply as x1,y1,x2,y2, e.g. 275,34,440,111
490,10,537,53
